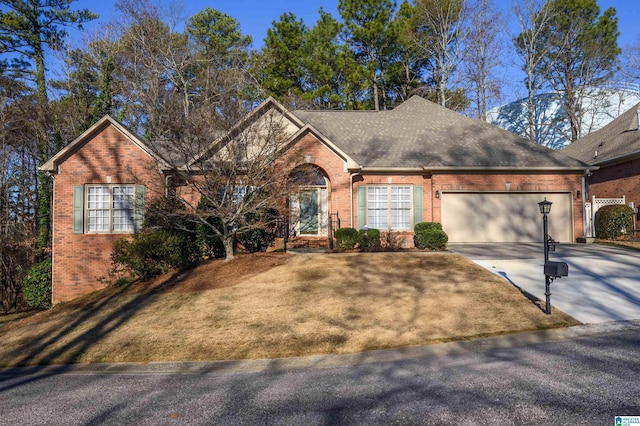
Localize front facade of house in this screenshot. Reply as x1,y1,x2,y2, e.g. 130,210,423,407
42,96,589,303
562,104,640,233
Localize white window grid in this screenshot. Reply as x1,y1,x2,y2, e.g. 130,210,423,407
86,185,135,233
367,185,412,231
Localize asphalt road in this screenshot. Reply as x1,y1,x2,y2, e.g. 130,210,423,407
449,243,640,323
1,323,639,425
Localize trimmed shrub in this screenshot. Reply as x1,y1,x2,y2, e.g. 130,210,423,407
239,228,275,253
595,205,635,239
335,227,360,250
23,257,52,309
414,222,448,250
112,229,200,280
414,222,443,233
358,228,381,251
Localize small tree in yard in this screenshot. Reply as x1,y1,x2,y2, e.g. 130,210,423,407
154,108,309,261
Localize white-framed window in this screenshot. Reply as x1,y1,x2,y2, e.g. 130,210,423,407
85,185,136,233
366,185,412,230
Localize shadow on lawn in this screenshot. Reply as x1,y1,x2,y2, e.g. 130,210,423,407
0,278,162,368
497,271,547,314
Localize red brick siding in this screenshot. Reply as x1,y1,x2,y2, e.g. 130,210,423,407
282,133,353,227
587,159,640,227
51,124,164,303
283,134,586,244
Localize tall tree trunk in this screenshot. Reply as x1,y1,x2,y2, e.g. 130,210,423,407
372,73,379,111
223,236,235,261
34,39,51,249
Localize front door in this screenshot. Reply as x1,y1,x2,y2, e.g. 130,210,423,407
291,188,328,236
299,190,320,234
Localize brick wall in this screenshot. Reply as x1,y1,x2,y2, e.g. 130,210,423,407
51,123,164,303
283,133,353,227
283,134,586,244
587,159,640,227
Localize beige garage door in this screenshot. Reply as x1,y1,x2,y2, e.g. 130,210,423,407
441,192,573,243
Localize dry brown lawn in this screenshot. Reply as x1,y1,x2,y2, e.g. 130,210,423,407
0,252,579,367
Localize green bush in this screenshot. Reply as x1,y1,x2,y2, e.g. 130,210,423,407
239,227,275,253
335,227,360,250
358,228,381,251
414,222,443,233
414,222,448,250
595,205,635,239
23,257,52,309
112,229,200,280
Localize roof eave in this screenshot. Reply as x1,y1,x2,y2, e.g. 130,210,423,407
287,124,360,169
592,151,640,167
39,115,171,173
185,97,306,169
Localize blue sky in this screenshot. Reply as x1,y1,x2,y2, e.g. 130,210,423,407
72,0,640,48
68,0,640,102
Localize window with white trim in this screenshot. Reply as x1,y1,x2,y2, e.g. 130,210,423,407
86,185,135,233
367,185,412,230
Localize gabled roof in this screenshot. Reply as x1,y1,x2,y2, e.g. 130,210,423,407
40,115,172,172
185,96,307,170
293,96,588,170
561,103,640,166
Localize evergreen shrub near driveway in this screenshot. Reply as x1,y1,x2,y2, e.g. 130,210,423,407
414,222,448,250
595,205,635,239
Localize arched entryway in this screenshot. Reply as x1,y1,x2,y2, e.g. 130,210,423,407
290,166,329,237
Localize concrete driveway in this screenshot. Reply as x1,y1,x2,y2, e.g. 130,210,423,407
449,243,640,324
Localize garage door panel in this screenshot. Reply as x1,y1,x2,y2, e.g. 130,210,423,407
442,193,572,243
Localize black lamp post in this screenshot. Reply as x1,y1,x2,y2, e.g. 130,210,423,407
538,198,553,314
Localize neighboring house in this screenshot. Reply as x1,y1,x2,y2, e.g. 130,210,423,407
41,96,590,303
561,103,640,234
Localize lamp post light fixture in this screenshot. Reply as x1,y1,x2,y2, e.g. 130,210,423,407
538,198,553,315
537,198,569,315
538,198,552,262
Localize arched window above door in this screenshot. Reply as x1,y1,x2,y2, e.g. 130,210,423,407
290,166,327,187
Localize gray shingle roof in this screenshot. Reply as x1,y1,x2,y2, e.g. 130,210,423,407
294,96,587,169
561,103,640,166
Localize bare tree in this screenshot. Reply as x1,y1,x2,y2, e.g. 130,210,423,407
464,0,504,120
413,0,468,108
161,106,309,261
88,1,308,261
512,0,555,143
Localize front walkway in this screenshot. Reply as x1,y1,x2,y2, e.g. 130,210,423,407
449,243,640,324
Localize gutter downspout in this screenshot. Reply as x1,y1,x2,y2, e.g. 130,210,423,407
582,169,591,237
350,169,361,228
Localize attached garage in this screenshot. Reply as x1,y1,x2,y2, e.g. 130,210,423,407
441,192,573,243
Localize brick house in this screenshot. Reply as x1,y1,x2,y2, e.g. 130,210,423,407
562,103,640,233
42,96,590,303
